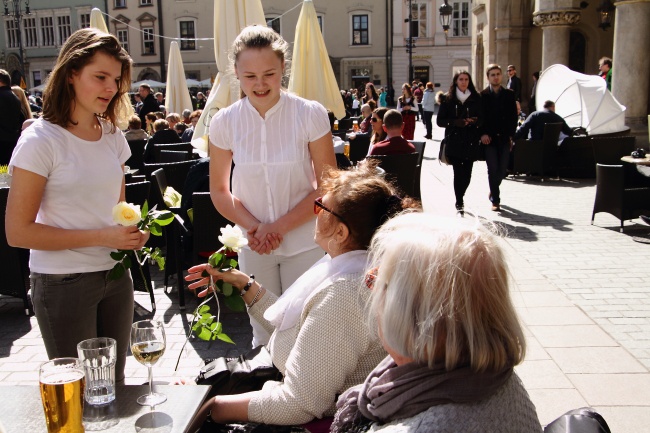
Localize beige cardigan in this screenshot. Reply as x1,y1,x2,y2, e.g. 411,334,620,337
246,273,386,425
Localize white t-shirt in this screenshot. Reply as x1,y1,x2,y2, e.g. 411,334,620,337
9,117,131,273
209,91,330,256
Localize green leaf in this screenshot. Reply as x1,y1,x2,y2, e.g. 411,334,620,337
142,200,149,216
222,282,233,297
227,259,238,269
196,327,213,341
199,313,213,325
209,322,223,334
110,251,126,260
197,305,211,314
216,333,235,344
108,264,125,280
154,256,165,270
154,213,174,227
123,254,132,269
149,222,162,236
223,295,246,312
208,252,224,268
215,279,224,291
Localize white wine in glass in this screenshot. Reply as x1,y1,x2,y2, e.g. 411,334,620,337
130,320,167,406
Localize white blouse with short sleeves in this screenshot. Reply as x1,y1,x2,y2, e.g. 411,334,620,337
209,91,330,256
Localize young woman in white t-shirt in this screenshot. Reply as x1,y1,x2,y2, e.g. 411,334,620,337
6,29,147,382
209,26,337,346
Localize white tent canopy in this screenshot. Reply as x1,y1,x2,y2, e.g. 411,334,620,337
536,64,627,136
131,80,167,91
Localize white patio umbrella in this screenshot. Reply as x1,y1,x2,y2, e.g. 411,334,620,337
288,0,345,119
89,8,108,32
90,8,134,129
186,78,202,87
165,41,194,115
192,0,266,152
536,64,627,135
131,80,167,91
199,78,213,88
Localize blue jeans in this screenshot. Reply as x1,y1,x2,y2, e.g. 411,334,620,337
484,139,511,204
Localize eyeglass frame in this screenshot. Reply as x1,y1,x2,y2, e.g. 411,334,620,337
314,196,348,225
370,117,381,123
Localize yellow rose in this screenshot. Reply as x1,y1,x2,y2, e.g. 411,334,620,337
112,202,142,227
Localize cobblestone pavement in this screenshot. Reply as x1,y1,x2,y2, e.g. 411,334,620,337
1,118,649,431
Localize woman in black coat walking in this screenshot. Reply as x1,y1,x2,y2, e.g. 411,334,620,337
437,71,483,216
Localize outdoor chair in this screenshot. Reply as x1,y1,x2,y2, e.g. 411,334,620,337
124,180,150,208
367,152,420,197
513,122,563,180
348,134,371,165
591,163,650,232
143,159,195,193
152,142,194,163
592,136,636,165
0,187,32,315
191,192,233,266
125,139,147,171
159,150,190,163
337,118,353,132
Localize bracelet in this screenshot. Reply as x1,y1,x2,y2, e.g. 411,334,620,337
240,274,255,296
246,285,263,309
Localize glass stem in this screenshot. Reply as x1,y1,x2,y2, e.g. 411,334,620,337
148,366,153,396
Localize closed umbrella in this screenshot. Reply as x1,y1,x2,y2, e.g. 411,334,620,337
165,41,193,114
288,0,345,119
192,0,266,151
90,7,134,130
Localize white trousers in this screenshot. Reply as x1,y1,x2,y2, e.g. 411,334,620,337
239,247,324,346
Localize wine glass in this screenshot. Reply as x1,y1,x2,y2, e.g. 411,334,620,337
130,320,167,406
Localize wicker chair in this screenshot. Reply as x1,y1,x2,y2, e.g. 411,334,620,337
349,134,371,165
592,136,636,165
152,142,194,162
159,150,189,163
191,192,233,266
143,159,195,193
0,188,32,315
513,122,563,180
367,152,420,197
125,139,147,171
409,141,427,199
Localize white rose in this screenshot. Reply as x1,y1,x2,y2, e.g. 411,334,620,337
112,202,142,227
218,224,248,252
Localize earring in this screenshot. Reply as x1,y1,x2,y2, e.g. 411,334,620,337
327,239,339,255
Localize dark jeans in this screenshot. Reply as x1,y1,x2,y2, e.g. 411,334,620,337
423,111,434,137
452,160,474,207
31,270,134,383
484,139,511,204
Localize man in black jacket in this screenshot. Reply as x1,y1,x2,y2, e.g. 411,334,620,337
138,83,159,126
514,100,573,141
480,64,518,211
506,65,522,103
0,69,25,164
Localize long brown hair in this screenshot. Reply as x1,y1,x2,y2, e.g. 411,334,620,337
42,28,132,130
398,83,414,104
371,107,389,144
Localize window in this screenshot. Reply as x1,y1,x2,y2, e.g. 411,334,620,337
179,20,196,50
140,0,153,5
409,2,427,38
317,16,323,33
41,16,55,47
57,15,71,45
80,13,90,29
143,27,155,54
266,16,280,34
23,17,38,47
115,0,126,7
117,29,129,52
451,1,469,37
5,19,18,48
352,14,368,45
33,71,41,87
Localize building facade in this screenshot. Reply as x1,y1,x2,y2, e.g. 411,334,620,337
472,0,649,141
1,0,104,89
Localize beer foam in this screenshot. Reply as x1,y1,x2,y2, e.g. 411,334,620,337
41,370,85,385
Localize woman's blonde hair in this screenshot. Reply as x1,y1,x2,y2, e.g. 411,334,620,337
366,213,525,372
42,28,132,130
11,86,32,121
229,25,291,98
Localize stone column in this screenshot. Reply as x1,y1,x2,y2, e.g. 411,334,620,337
612,0,650,135
533,2,581,70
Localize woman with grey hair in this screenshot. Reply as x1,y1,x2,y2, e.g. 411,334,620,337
332,213,542,433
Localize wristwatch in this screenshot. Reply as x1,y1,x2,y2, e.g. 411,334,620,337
240,274,255,296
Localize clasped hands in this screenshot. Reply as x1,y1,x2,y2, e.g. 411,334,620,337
247,223,283,255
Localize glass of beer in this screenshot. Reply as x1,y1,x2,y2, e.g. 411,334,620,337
131,320,167,406
39,357,85,433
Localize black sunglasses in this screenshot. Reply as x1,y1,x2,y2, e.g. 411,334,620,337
370,117,380,123
314,196,347,224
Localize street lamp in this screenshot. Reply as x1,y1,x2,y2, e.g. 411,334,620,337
406,0,416,83
439,0,453,34
3,0,31,85
597,0,614,30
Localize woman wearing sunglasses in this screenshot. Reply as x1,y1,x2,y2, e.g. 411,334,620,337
186,164,419,430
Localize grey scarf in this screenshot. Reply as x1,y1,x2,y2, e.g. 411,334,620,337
331,355,513,433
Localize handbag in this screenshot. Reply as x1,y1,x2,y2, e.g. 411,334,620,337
196,345,282,399
544,407,611,433
439,137,450,165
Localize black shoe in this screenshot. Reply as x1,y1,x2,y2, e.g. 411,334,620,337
455,203,464,216
641,215,650,226
424,134,432,140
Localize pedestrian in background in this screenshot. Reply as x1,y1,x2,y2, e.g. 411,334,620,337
421,82,436,140
397,83,418,140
